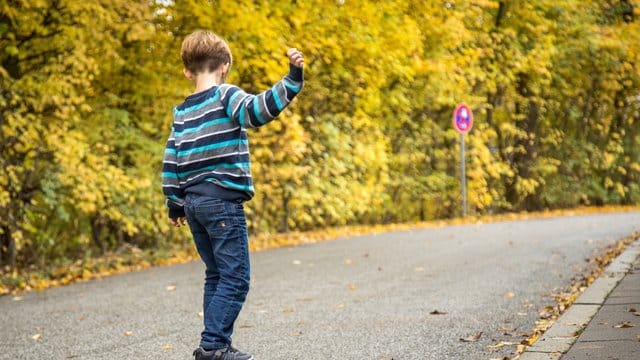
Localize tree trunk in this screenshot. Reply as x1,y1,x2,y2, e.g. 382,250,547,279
91,217,107,254
281,191,291,233
0,225,16,271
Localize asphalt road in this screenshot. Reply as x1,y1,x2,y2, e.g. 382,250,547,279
2,212,640,360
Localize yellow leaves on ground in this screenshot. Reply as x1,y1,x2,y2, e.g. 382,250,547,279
516,231,640,356
1,245,197,295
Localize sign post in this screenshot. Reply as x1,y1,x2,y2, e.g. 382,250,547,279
452,103,474,217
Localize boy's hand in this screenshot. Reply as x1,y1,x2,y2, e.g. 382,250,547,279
170,216,186,227
287,48,304,68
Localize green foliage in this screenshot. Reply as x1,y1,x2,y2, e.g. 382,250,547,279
1,0,639,272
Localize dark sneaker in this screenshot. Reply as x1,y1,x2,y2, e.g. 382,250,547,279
193,346,254,360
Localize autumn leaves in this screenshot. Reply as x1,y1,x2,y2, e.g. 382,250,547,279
2,1,640,292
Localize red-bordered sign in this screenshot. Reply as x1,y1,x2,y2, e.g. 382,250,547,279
452,103,474,134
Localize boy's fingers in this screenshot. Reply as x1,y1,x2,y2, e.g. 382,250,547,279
170,217,186,227
286,48,303,57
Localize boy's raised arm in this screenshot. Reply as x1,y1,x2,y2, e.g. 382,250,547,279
223,49,304,128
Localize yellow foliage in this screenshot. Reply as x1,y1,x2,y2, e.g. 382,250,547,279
1,0,640,276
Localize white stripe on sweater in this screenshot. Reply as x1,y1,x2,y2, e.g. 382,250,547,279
175,126,241,146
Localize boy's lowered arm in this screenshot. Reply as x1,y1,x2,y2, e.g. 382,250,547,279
161,128,186,219
223,64,303,128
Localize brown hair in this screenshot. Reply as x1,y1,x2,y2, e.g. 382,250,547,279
181,30,232,74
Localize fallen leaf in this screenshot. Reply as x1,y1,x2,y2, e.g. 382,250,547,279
282,307,295,313
31,334,41,341
162,345,173,350
486,341,517,351
613,322,635,328
165,285,176,291
348,284,358,291
124,331,133,336
504,292,515,298
336,303,345,309
429,310,448,315
460,332,482,343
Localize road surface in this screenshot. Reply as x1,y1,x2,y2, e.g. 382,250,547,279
1,212,640,359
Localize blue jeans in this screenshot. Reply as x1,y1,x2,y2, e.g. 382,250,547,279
184,194,251,350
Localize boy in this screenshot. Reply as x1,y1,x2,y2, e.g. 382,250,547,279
161,30,304,360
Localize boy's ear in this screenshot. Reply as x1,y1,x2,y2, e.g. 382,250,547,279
183,68,194,81
221,63,230,78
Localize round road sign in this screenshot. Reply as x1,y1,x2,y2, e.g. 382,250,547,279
452,103,474,134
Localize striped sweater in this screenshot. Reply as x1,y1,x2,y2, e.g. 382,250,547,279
162,64,303,218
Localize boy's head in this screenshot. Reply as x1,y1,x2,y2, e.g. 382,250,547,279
181,30,232,78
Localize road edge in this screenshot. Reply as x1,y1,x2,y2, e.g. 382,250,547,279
517,235,640,360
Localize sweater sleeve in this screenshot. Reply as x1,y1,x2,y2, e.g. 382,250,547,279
223,64,304,128
161,128,185,219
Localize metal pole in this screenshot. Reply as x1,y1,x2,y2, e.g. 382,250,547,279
461,133,467,217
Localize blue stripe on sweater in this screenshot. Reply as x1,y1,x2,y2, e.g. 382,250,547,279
239,102,247,128
283,79,300,92
227,90,242,118
177,152,250,174
219,179,254,192
177,162,250,178
178,139,248,157
252,97,267,124
272,86,284,111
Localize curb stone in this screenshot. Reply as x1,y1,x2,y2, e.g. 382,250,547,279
518,238,640,360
